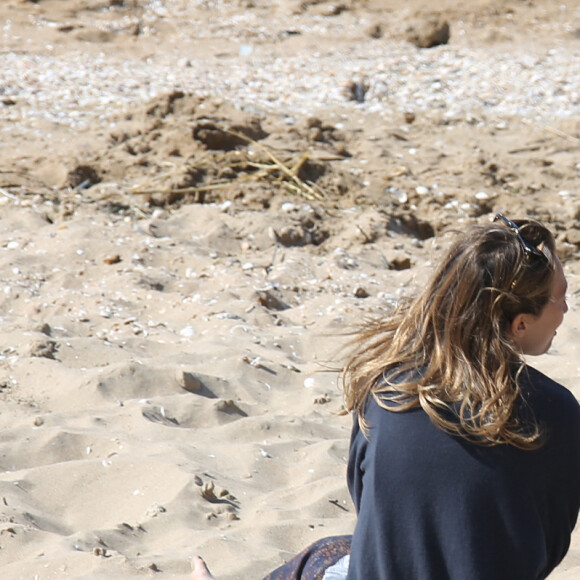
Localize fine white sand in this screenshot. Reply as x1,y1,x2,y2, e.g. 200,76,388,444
1,1,580,578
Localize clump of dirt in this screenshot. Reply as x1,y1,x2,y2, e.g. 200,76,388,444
66,164,101,189
51,89,580,260
73,91,363,209
406,14,450,48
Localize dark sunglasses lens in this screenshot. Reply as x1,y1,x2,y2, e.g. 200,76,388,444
494,214,545,260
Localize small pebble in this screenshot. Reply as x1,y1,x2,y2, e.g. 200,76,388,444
387,187,408,204
304,377,316,388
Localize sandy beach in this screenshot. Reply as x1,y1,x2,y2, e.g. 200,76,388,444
1,0,580,578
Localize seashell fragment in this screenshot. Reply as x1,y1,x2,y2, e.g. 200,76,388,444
176,370,202,393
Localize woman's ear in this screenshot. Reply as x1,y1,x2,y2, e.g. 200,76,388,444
510,313,528,340
510,313,529,352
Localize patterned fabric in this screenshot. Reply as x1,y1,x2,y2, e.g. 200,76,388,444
262,535,352,580
322,555,350,579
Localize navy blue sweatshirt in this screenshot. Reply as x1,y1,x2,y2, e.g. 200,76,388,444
347,366,580,579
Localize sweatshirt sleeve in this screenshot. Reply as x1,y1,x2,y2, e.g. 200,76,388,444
346,413,365,515
528,368,580,574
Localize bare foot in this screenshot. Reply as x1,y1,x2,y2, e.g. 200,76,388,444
191,556,215,580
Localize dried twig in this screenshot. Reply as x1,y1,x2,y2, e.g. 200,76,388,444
128,182,232,195
125,127,326,201
223,128,324,200
0,188,17,200
545,125,580,145
290,151,311,174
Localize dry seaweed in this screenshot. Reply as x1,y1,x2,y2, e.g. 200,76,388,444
126,127,325,202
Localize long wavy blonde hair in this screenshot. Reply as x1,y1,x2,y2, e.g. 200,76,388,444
342,218,557,449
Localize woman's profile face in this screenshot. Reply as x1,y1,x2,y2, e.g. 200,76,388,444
517,258,568,356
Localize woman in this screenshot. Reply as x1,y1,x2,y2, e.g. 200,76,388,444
192,215,580,579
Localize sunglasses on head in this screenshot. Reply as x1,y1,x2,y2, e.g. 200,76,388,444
494,213,546,261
